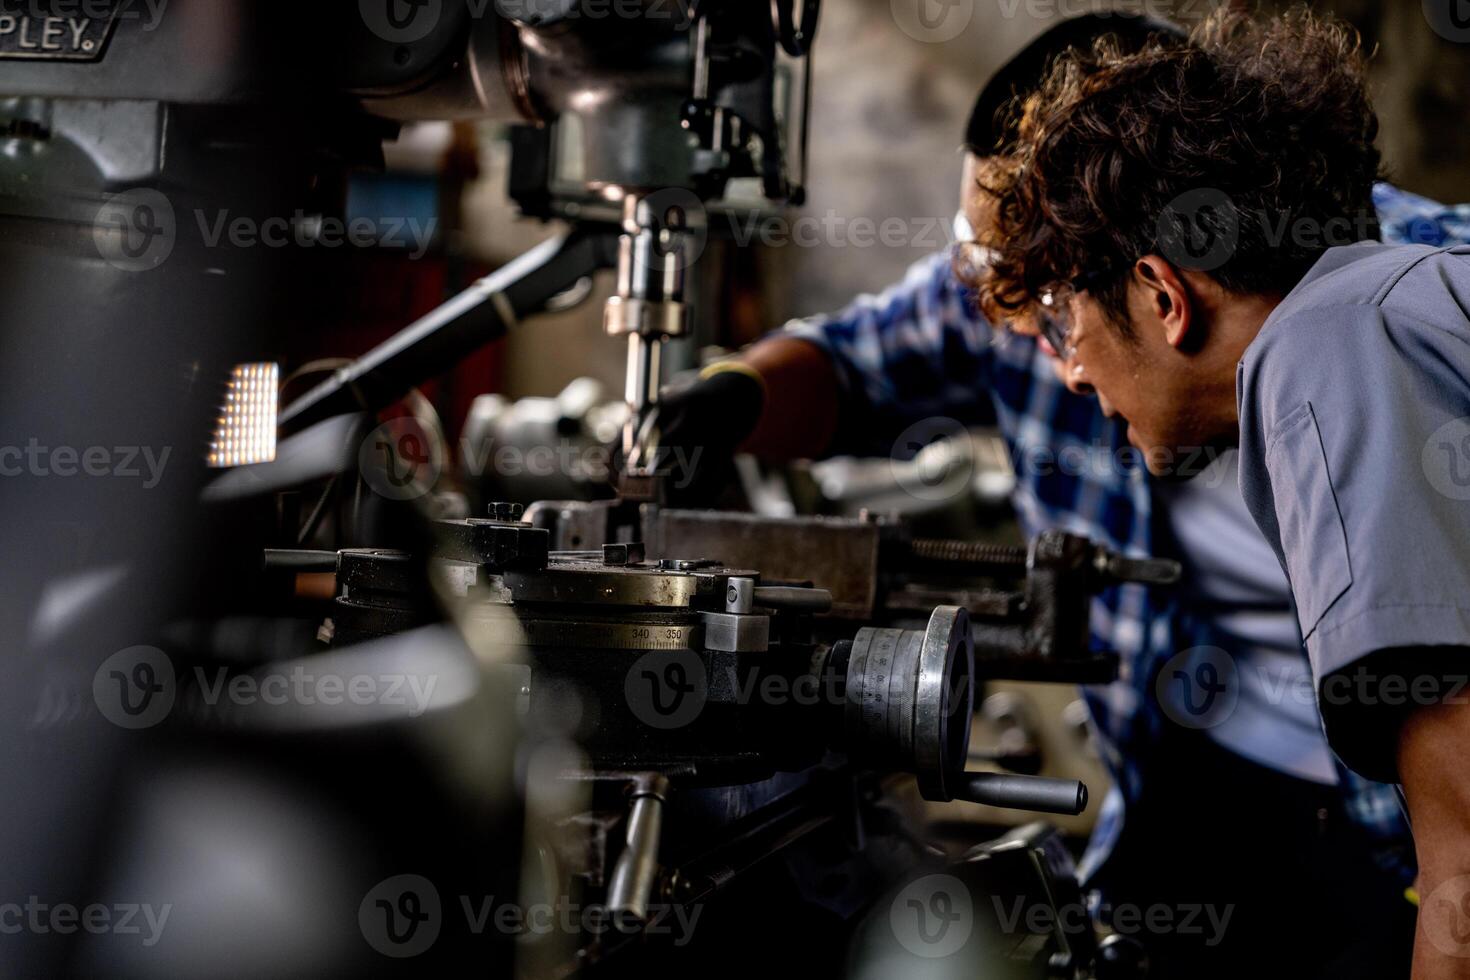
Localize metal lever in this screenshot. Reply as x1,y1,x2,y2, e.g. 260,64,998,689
279,230,616,434
606,773,669,927
1093,551,1181,587
752,586,833,613
949,772,1088,816
262,549,338,572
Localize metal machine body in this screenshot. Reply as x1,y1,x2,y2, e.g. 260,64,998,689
1,2,1176,977
317,499,1134,974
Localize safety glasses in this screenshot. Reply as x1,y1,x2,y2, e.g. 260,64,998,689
1035,282,1078,361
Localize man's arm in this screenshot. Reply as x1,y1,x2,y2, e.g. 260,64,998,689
667,249,1004,464
1400,689,1470,977
1237,278,1470,978
1380,200,1470,971
737,335,840,460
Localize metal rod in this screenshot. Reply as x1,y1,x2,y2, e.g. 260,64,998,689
262,549,338,572
279,229,615,433
752,585,833,613
951,772,1088,816
606,774,668,926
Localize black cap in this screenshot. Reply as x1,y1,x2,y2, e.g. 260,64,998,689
964,12,1187,155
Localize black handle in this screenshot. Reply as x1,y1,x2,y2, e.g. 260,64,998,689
950,772,1088,816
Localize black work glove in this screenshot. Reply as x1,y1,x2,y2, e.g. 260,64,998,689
647,363,766,506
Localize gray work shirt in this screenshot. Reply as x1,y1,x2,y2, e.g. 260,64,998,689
1237,242,1470,777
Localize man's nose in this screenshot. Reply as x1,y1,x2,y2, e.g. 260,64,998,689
1052,356,1094,397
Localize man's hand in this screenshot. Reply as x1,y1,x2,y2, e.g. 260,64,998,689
648,363,766,506
641,337,841,505
1400,689,1470,977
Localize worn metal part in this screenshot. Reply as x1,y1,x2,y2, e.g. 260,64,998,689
700,612,770,653
602,542,646,566
725,577,755,614
532,505,1176,684
526,499,624,552
332,550,436,647
606,774,670,926
657,558,721,572
906,538,1029,569
883,584,1019,619
606,193,696,477
434,517,550,570
949,772,1087,816
841,606,974,802
650,509,882,619
491,502,527,523
469,608,700,652
752,585,832,614
337,548,417,595
502,559,748,608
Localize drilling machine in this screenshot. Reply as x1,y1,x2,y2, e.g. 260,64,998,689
0,2,1175,976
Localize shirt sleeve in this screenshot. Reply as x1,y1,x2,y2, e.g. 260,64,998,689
1238,296,1470,779
780,249,1000,457
1374,181,1470,248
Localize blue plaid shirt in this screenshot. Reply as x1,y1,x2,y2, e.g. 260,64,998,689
786,182,1462,887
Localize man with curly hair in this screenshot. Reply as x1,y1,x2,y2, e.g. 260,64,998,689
655,9,1470,976
972,9,1470,978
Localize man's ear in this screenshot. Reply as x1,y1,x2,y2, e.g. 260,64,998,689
1133,255,1192,349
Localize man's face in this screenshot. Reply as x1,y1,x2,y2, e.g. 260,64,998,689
957,155,1236,475
1044,275,1238,478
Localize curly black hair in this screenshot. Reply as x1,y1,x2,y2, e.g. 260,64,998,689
977,7,1382,330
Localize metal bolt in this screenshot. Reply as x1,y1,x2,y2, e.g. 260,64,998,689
602,542,646,566
726,577,755,614
489,502,525,523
